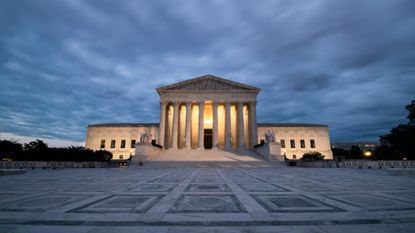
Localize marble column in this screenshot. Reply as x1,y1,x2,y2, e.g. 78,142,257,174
198,101,205,149
185,102,192,149
249,101,258,149
158,101,167,148
237,102,245,150
224,102,232,150
171,102,179,149
212,101,218,149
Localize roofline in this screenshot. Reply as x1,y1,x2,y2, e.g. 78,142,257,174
257,123,328,127
156,74,260,93
87,123,159,128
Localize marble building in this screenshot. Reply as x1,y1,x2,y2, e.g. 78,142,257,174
85,75,333,160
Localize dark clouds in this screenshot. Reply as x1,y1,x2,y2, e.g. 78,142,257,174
1,0,414,145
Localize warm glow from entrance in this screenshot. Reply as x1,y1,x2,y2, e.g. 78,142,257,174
204,103,213,129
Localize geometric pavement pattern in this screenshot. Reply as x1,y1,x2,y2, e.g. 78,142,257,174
0,166,415,232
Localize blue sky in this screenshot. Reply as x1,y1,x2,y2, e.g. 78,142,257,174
1,0,414,146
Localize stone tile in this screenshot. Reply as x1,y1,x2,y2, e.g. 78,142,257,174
185,184,231,192
88,226,169,233
1,166,415,231
71,195,163,213
191,178,224,183
317,223,415,233
64,184,124,192
129,183,175,192
11,225,94,233
153,176,188,183
239,183,288,192
0,194,91,212
252,194,341,213
168,194,246,213
325,193,415,211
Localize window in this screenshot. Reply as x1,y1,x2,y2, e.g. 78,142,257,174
293,154,297,159
120,140,126,148
280,139,285,148
310,139,316,148
110,139,116,148
290,139,295,148
300,139,305,148
119,155,123,160
100,140,105,149
131,140,136,148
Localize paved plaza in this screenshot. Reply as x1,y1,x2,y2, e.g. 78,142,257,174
0,166,415,232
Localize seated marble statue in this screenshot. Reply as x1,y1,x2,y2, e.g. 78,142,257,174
265,130,276,144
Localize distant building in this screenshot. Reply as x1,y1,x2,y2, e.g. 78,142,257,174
85,75,333,160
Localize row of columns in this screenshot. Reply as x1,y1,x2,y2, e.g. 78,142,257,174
158,101,258,150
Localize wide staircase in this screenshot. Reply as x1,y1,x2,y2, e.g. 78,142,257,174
141,149,286,167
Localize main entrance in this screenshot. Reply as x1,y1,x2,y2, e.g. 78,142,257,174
204,129,212,149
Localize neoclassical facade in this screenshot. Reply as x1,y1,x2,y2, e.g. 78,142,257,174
157,76,259,150
85,75,333,160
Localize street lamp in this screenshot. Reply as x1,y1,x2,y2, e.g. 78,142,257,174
363,151,372,157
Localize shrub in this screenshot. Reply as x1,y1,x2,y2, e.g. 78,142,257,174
301,151,325,161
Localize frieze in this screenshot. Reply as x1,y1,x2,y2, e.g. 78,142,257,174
159,92,257,103
157,75,260,93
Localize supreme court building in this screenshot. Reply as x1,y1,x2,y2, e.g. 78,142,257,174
85,75,333,160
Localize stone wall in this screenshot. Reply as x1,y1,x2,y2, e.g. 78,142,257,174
0,161,110,169
339,160,415,169
295,160,415,169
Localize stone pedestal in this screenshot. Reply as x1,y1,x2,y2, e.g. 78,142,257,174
131,142,162,165
268,142,284,161
254,142,284,162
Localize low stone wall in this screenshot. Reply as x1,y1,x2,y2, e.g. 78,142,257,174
295,160,415,169
0,161,110,169
297,160,339,168
339,160,415,169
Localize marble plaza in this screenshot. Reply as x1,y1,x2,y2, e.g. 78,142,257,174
1,167,414,232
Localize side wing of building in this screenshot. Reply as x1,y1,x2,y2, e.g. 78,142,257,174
257,123,333,160
85,123,159,159
85,122,333,160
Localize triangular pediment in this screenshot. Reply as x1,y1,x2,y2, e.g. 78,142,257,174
157,75,260,92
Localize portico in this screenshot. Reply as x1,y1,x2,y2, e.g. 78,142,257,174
156,75,260,150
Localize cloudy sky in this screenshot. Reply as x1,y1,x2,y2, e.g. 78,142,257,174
0,0,414,146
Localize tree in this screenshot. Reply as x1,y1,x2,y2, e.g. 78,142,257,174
0,139,113,162
349,145,362,159
379,100,415,160
301,151,325,161
332,148,350,159
0,140,23,160
406,100,415,125
23,140,49,161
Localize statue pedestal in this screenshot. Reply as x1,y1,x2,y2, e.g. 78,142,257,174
268,142,284,161
131,142,162,165
254,142,284,162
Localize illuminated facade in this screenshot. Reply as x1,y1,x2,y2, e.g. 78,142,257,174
85,75,333,160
